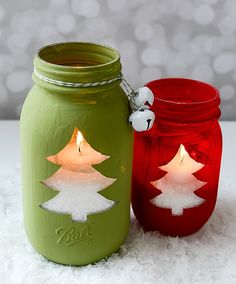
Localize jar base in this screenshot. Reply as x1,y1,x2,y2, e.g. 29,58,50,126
132,202,217,237
140,222,208,237
36,247,121,266
25,231,126,266
23,213,130,266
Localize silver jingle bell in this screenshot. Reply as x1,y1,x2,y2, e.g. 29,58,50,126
129,109,155,132
130,87,154,111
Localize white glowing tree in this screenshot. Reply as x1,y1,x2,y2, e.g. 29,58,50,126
150,144,206,215
41,128,116,222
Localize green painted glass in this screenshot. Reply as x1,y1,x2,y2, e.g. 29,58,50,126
20,42,133,265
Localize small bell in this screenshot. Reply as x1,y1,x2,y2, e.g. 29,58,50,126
129,109,155,132
130,87,154,111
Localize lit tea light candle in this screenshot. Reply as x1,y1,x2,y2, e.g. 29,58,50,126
48,129,109,168
160,144,204,173
76,130,83,153
150,144,207,215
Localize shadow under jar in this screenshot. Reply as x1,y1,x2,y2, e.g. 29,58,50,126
20,42,133,265
132,78,222,237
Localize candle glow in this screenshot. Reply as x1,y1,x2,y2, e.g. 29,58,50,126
180,144,187,165
76,131,84,153
160,144,204,173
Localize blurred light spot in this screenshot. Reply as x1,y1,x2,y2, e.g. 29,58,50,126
192,35,209,51
192,64,213,82
0,5,6,22
221,34,236,49
220,85,235,101
166,56,187,76
0,55,15,74
6,71,32,93
224,0,236,15
152,24,165,39
213,53,236,74
50,0,68,6
38,25,64,44
194,5,214,25
205,0,218,4
71,0,100,18
20,10,40,37
134,23,153,41
205,37,224,55
56,14,76,34
177,1,194,20
7,33,30,53
172,32,190,50
11,53,29,68
160,0,177,14
108,0,126,11
86,18,109,38
179,45,198,66
141,67,162,83
141,48,163,66
218,15,236,34
119,40,137,59
133,4,160,25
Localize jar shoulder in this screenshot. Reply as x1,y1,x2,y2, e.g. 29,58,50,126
21,84,129,123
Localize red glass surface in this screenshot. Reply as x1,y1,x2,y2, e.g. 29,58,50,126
131,78,222,236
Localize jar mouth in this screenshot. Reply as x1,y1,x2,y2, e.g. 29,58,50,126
33,42,122,86
146,78,221,123
36,42,120,69
145,78,220,106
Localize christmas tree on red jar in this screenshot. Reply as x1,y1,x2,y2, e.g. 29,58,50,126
150,144,207,215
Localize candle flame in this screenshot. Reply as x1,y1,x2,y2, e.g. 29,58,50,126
180,144,187,165
76,131,84,152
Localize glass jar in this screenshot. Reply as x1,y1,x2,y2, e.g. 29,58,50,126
20,42,133,265
132,78,222,236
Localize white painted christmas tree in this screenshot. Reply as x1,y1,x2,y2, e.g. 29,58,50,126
41,128,116,222
150,144,207,215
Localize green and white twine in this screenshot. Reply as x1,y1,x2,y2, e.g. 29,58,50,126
34,68,138,107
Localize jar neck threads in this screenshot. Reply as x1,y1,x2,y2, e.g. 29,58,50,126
146,78,221,124
33,42,122,88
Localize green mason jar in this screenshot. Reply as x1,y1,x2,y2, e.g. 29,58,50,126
20,42,133,265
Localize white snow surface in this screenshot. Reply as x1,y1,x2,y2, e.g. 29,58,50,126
1,167,236,284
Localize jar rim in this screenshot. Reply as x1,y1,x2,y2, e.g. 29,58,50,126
145,78,220,106
35,41,120,70
33,42,122,86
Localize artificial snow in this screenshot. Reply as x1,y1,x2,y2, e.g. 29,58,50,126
42,167,116,222
150,173,206,215
1,167,236,284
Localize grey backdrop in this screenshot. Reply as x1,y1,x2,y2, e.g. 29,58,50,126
0,0,235,119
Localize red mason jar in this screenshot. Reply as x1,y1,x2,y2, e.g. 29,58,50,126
131,78,222,236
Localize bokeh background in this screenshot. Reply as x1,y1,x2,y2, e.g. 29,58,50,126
0,0,236,119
